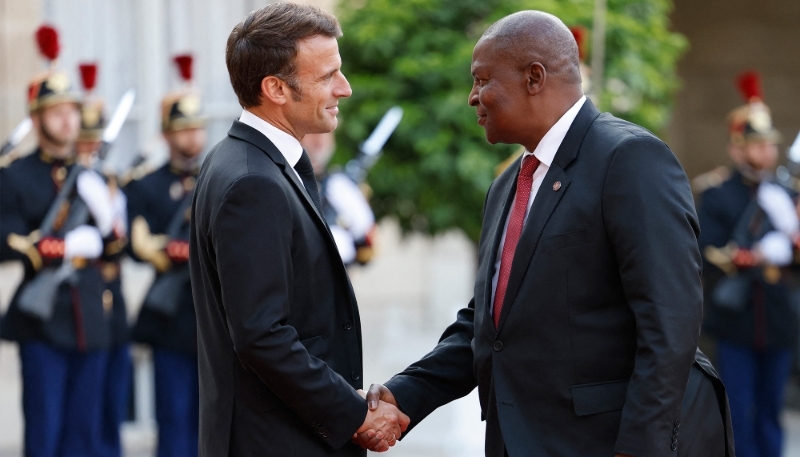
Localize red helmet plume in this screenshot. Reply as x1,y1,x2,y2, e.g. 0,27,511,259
736,71,763,102
570,26,588,62
174,54,193,83
35,24,60,62
79,63,98,91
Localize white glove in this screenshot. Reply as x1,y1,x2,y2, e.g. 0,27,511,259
112,189,128,236
757,231,793,266
326,173,375,239
330,225,356,264
77,170,114,236
757,182,799,236
64,225,104,260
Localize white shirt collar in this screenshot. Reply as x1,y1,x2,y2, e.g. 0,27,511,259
523,95,587,167
238,109,304,168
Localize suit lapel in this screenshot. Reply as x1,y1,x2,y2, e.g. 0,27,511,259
496,100,601,333
280,165,330,231
227,120,332,239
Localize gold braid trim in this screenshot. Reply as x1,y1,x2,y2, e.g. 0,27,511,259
7,230,42,271
131,216,171,272
702,244,737,276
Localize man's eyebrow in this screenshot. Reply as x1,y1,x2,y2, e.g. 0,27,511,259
317,67,338,80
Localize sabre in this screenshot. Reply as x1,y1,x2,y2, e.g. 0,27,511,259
0,117,33,157
788,131,800,164
96,88,136,163
345,106,404,183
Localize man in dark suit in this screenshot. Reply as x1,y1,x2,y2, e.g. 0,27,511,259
189,3,408,457
358,11,734,457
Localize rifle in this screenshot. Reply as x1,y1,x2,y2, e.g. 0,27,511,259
141,190,194,316
16,89,136,320
344,106,403,184
16,165,90,320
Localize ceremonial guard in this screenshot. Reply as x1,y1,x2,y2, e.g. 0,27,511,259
75,62,132,457
125,54,205,457
301,132,376,266
698,71,798,457
0,25,125,457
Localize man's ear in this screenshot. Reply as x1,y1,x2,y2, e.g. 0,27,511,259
525,62,546,96
261,76,289,106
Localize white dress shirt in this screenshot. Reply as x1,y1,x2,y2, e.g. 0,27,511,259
490,96,587,310
239,109,305,185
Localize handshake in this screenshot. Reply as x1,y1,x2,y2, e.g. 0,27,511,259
353,384,409,452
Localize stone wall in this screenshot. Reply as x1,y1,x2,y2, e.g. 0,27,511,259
668,0,800,179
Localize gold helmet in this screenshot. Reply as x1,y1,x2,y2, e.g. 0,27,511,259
27,25,80,113
728,71,781,145
161,54,206,132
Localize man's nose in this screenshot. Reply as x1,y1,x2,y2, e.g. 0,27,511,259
468,87,478,106
335,73,352,98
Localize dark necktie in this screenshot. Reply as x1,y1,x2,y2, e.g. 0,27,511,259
294,150,324,216
493,155,540,328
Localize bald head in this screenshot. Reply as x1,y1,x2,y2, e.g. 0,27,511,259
480,11,582,86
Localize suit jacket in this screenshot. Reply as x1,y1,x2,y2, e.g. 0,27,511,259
190,120,367,457
385,100,735,457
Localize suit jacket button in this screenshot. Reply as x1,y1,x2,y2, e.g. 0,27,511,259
343,320,353,330
351,371,361,381
674,420,680,427
671,443,677,451
493,341,503,352
673,427,679,435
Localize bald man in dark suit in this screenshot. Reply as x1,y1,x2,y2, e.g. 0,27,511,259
358,11,734,457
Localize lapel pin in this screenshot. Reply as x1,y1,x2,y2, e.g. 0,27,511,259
553,181,562,191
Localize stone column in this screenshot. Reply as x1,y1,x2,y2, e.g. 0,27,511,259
0,0,42,149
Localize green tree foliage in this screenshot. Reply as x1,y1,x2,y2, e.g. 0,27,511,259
335,0,687,242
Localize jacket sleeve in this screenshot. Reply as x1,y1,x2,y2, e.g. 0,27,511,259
601,136,703,457
383,182,498,433
384,301,478,433
211,174,366,450
0,167,38,268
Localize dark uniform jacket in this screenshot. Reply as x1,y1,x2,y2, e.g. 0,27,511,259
384,101,735,457
103,265,129,346
0,150,113,351
190,121,366,457
124,163,196,355
698,170,799,350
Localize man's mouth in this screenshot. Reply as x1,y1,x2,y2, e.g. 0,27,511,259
326,105,339,115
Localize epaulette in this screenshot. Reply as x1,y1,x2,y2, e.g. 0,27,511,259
692,166,730,194
0,148,34,169
0,154,19,169
118,163,156,187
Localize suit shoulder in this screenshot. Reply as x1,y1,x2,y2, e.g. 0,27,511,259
592,113,665,149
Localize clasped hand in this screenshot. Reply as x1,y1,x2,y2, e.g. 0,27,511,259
352,385,410,452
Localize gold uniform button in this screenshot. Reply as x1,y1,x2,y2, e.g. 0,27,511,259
103,289,114,313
